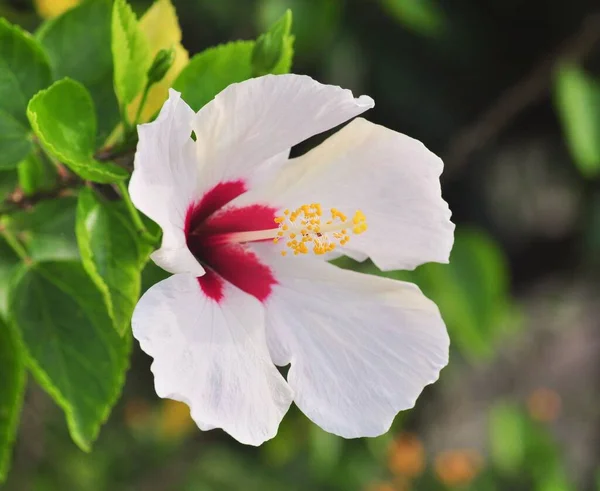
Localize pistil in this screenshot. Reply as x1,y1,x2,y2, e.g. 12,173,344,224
227,204,367,256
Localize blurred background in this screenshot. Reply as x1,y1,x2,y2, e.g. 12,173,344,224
1,0,600,489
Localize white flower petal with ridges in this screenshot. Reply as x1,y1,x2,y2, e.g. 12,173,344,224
191,74,374,195
132,273,294,445
251,245,449,438
130,89,203,275
232,118,454,270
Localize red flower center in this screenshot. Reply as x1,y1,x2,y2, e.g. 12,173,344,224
185,180,278,303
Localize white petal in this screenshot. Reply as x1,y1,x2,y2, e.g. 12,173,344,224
192,74,373,193
236,118,454,270
132,273,293,445
251,245,449,438
130,89,203,275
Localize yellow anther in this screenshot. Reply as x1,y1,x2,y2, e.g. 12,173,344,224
331,208,347,221
352,210,366,225
273,203,367,257
281,251,287,256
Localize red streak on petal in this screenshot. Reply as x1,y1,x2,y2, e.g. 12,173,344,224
204,204,278,233
197,270,225,303
184,180,247,236
201,243,276,303
185,180,278,303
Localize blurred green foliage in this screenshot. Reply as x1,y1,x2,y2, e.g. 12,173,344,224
554,64,600,178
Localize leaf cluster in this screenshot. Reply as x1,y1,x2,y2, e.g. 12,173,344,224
0,1,294,482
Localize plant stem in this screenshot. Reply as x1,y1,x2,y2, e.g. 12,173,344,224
0,227,30,263
133,82,151,127
116,180,157,245
121,101,134,137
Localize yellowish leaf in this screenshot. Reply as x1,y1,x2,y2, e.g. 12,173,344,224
35,0,80,19
127,0,189,123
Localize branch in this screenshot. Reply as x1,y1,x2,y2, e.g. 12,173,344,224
1,143,138,216
443,11,600,175
95,145,136,164
0,174,80,215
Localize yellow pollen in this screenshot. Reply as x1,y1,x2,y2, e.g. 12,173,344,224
273,204,367,256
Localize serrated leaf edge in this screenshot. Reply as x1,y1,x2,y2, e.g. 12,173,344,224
8,264,131,452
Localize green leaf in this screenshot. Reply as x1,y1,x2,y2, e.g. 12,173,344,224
0,170,18,200
141,260,169,295
489,402,526,475
536,469,573,491
252,9,294,76
415,229,511,359
379,0,445,37
17,151,57,196
76,188,151,335
27,78,128,183
258,0,338,58
0,59,27,125
9,262,131,451
0,18,52,124
0,237,21,316
111,0,151,107
0,110,33,170
173,41,254,112
37,0,120,143
173,16,294,112
554,64,600,179
30,79,95,160
0,169,19,201
3,197,79,262
308,424,342,478
0,317,26,482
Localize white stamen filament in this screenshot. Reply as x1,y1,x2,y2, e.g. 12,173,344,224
228,219,355,244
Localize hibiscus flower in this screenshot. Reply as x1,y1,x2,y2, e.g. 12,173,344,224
130,74,454,445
